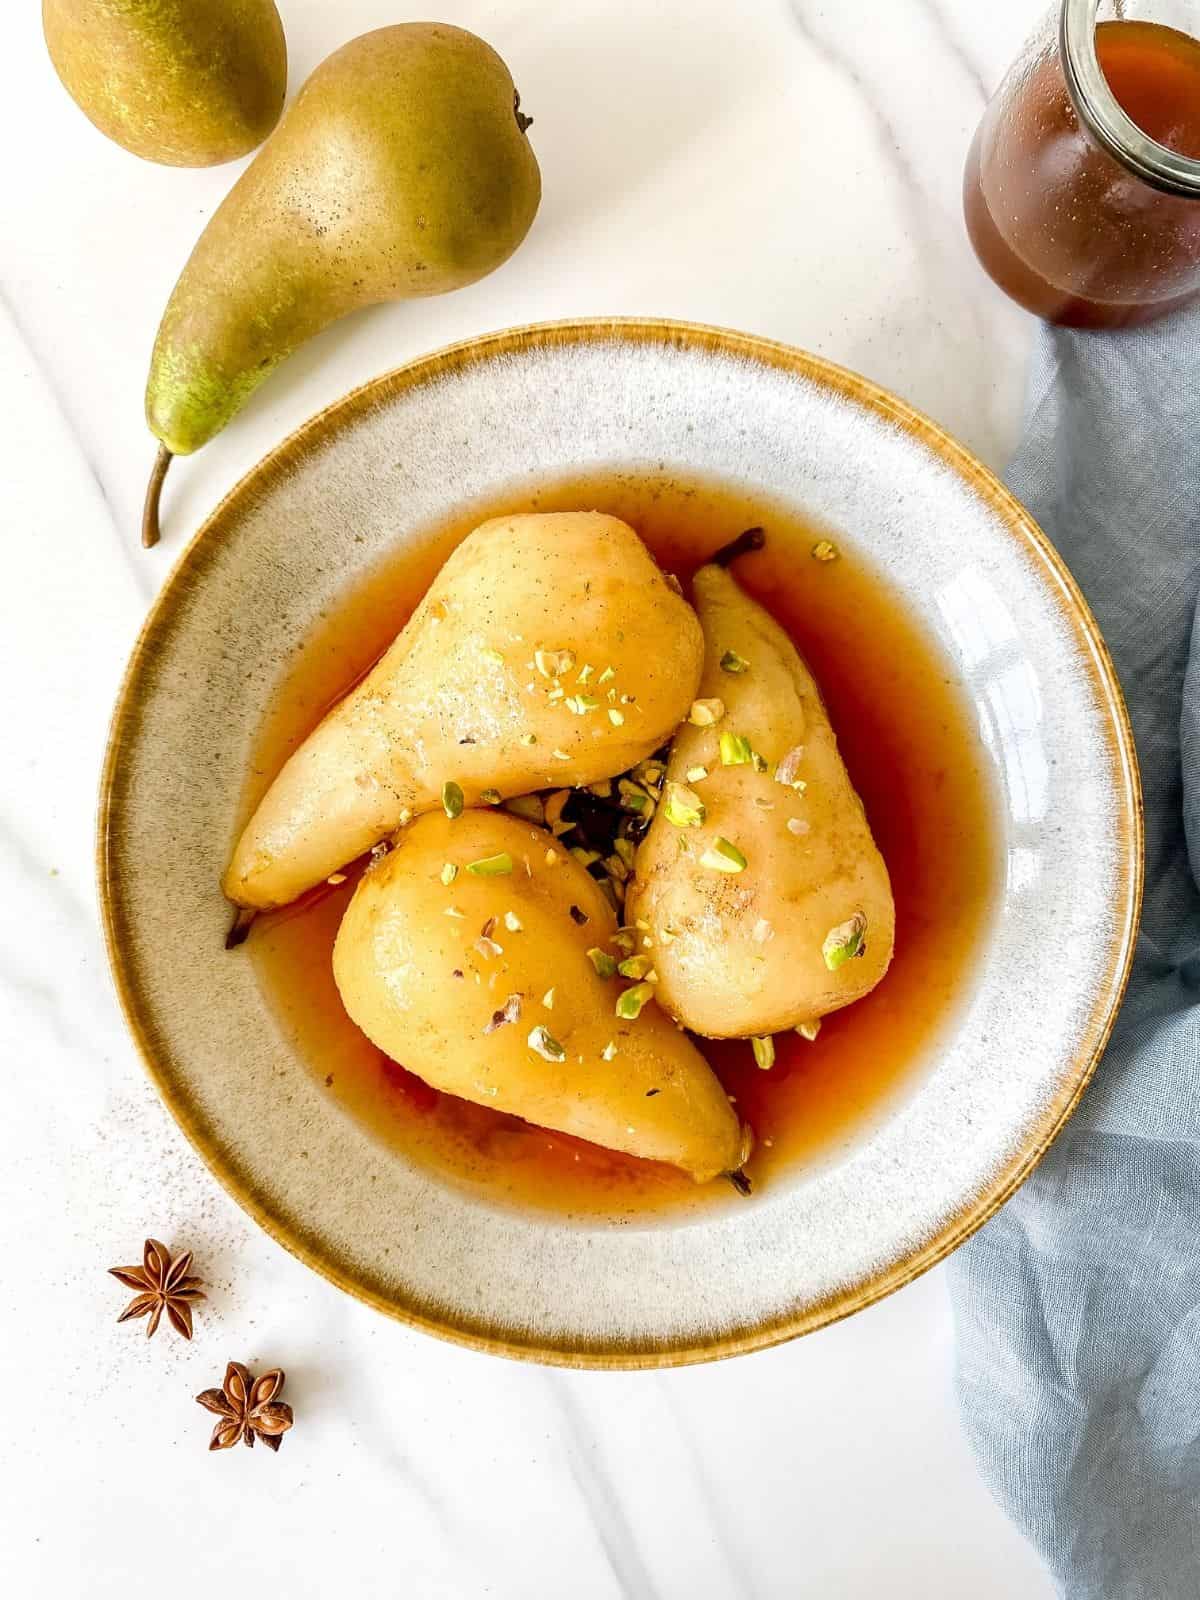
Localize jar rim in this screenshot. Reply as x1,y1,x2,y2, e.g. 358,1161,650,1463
1061,0,1200,197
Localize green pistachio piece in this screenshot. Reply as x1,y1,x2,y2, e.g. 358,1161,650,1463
751,1035,776,1070
466,852,514,877
663,782,706,828
587,947,618,979
441,780,464,820
700,837,747,873
823,912,867,970
527,1025,566,1062
615,981,656,1020
719,731,753,766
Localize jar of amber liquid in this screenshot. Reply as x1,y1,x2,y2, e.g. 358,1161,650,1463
965,0,1200,327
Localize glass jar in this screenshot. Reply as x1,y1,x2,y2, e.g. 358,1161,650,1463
965,0,1200,327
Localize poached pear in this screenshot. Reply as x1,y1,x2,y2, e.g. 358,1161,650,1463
627,555,895,1039
43,0,286,167
332,810,748,1183
142,23,540,544
225,513,704,911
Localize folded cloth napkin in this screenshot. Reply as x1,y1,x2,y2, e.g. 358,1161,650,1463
948,301,1200,1599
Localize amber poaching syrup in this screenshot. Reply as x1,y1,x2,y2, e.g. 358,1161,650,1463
964,21,1200,327
245,470,1000,1220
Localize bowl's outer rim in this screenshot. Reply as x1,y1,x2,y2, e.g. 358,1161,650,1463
97,316,1144,1369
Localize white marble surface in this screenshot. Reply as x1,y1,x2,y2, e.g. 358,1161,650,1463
0,2,1055,1595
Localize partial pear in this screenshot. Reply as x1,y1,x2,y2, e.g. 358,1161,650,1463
226,513,704,910
627,559,895,1039
43,0,286,167
142,23,539,542
333,810,748,1183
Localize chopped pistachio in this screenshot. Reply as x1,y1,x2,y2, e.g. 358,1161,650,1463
587,947,618,979
634,919,650,931
547,687,565,702
527,1025,566,1062
504,911,524,932
658,926,677,944
618,781,648,814
552,748,571,760
701,837,748,873
441,780,464,820
542,987,556,1009
327,872,347,885
444,905,466,918
505,794,545,825
663,782,707,828
688,697,725,727
519,731,538,746
475,936,504,959
751,1035,776,1070
719,731,753,766
535,647,576,679
577,663,595,684
570,847,602,869
440,862,458,886
812,539,839,563
720,650,750,674
823,912,867,971
484,994,522,1034
615,982,655,1020
611,930,636,954
601,1040,618,1061
751,750,769,773
480,788,502,805
796,1019,822,1042
466,852,514,877
397,808,414,827
775,747,806,788
752,918,774,944
608,708,625,727
613,836,636,869
597,666,616,685
685,765,709,784
787,817,811,837
618,955,655,981
565,693,600,715
605,854,630,883
481,647,505,665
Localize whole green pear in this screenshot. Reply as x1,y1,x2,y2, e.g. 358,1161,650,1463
141,23,541,544
43,0,287,167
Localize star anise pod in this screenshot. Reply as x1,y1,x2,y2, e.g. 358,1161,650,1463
196,1362,294,1452
109,1237,205,1340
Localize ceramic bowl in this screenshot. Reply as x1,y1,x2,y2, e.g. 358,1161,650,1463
99,320,1141,1367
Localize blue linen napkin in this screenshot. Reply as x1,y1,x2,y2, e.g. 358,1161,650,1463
948,301,1200,1598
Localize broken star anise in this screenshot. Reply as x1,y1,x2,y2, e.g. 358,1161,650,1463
109,1237,205,1340
196,1362,294,1452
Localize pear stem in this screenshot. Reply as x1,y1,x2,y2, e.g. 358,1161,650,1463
142,443,173,549
727,1169,753,1197
708,526,766,568
225,905,258,950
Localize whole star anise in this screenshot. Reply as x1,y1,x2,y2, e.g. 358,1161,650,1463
196,1362,294,1452
109,1237,205,1339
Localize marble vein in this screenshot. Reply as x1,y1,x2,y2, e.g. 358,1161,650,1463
546,1373,662,1600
